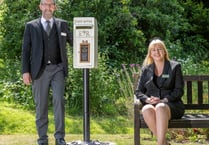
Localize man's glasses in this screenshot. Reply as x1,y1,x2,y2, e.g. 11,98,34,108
41,3,55,7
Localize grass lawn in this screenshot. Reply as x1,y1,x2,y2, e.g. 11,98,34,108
1,101,209,145
0,134,209,145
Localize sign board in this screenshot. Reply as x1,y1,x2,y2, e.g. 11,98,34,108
73,17,98,68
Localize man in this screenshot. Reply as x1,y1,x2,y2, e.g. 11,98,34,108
22,0,73,145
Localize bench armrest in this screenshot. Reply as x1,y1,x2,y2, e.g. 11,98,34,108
134,94,142,109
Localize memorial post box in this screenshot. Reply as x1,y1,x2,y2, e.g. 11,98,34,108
73,17,98,68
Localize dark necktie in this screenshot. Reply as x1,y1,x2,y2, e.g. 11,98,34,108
46,20,51,36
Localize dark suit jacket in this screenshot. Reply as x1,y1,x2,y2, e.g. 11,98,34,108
135,60,184,105
22,17,73,80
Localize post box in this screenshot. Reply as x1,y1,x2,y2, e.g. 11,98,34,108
73,17,98,68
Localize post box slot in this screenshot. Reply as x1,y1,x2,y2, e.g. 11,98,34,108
76,25,93,29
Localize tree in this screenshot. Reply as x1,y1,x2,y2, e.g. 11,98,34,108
0,0,208,115
0,0,40,59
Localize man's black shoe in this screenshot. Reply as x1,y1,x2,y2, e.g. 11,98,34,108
56,138,66,145
38,143,48,145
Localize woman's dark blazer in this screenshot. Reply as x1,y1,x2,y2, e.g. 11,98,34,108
135,60,184,105
21,17,73,80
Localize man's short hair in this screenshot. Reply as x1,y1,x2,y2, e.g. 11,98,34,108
40,0,56,4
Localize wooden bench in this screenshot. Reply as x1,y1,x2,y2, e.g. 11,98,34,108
134,75,209,145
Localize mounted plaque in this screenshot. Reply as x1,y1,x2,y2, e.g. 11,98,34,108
80,40,90,63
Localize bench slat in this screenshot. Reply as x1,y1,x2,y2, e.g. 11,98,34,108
184,75,209,81
208,81,209,104
198,81,203,104
187,81,192,104
139,114,209,128
184,104,209,109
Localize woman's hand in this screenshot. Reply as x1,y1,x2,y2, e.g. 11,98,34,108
145,96,161,104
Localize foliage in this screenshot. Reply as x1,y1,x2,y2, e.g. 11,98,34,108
65,0,146,67
178,57,209,75
117,63,141,119
88,55,121,116
168,128,209,144
117,63,141,98
65,49,123,116
0,55,34,109
0,0,40,59
0,48,125,115
0,0,209,117
1,0,208,64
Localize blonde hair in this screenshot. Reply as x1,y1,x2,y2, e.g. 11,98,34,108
143,39,170,66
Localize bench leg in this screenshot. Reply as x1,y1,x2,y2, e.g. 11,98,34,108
134,104,140,145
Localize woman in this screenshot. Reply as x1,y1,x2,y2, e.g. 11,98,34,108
135,38,185,145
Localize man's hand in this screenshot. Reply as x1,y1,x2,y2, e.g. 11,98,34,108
23,73,32,85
